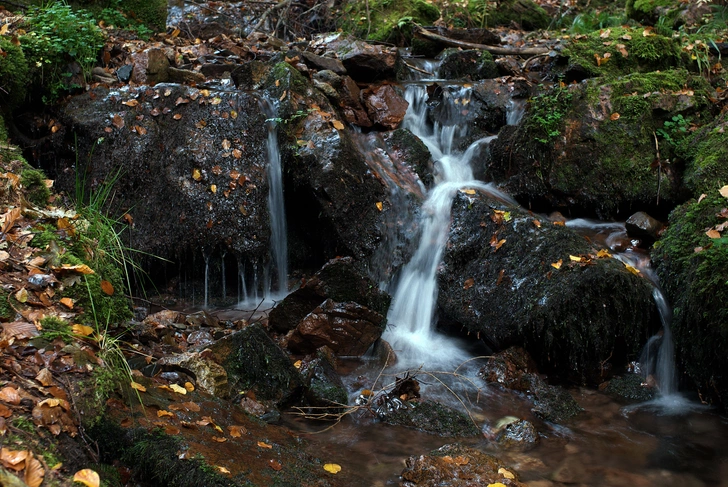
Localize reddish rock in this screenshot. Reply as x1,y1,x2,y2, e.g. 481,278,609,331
362,84,409,130
339,76,372,127
287,299,384,356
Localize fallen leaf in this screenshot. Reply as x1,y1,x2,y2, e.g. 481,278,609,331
331,120,344,130
597,249,612,258
192,168,202,181
706,229,721,239
157,410,174,418
184,382,194,392
375,201,383,211
100,280,114,296
720,185,728,199
269,459,282,471
112,114,125,129
463,278,474,290
553,221,565,226
569,255,583,262
487,483,507,487
551,259,563,270
35,368,54,387
459,188,476,195
210,184,217,194
54,264,94,275
130,382,147,392
164,425,180,435
73,469,100,487
490,235,506,251
643,27,655,36
0,387,21,405
0,448,28,470
257,441,273,449
453,455,469,466
232,149,242,159
217,466,230,474
173,113,182,120
14,288,28,303
0,404,11,418
211,97,222,105
610,113,620,121
229,425,246,437
624,263,641,275
24,454,44,487
532,219,541,228
169,384,187,395
279,91,287,101
323,463,341,474
498,467,515,479
122,99,139,107
212,436,227,443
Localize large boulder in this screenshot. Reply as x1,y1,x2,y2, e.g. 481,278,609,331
55,84,272,266
438,190,657,383
483,70,712,218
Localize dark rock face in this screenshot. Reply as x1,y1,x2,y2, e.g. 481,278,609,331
299,351,348,410
204,324,303,405
361,84,409,130
269,256,391,333
495,419,540,451
626,211,665,244
382,401,480,437
479,347,582,422
302,51,346,74
439,191,656,383
437,49,498,81
287,299,385,356
604,373,655,402
56,84,271,264
320,34,398,82
401,444,526,487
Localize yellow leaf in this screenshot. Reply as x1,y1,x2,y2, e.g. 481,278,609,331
459,188,476,195
332,120,345,130
72,324,94,336
279,91,287,101
706,229,721,239
184,382,194,392
217,466,230,474
211,97,222,105
210,184,217,194
498,467,515,479
169,384,187,395
503,211,512,222
73,469,100,487
323,463,341,474
25,454,44,487
293,360,302,369
0,24,8,35
719,185,728,199
569,255,582,262
551,259,563,269
596,249,612,258
130,381,147,392
257,441,272,449
157,410,174,418
192,168,202,181
57,264,95,274
624,263,641,275
15,288,28,303
375,201,383,211
487,483,507,487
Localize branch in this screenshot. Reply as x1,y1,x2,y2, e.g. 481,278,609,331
412,24,550,56
248,0,293,36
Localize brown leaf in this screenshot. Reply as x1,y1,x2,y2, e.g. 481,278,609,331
130,381,147,392
706,229,721,239
157,410,174,418
59,297,74,309
1,322,38,340
1,207,21,234
0,387,21,405
0,404,11,418
122,99,139,107
24,453,44,487
53,264,95,275
610,113,620,121
490,235,506,251
35,368,54,387
173,113,183,120
0,448,28,470
164,425,181,435
212,436,227,443
269,459,283,471
463,278,474,290
228,425,246,437
73,469,100,487
112,114,125,129
100,280,114,296
257,441,273,449
331,120,344,130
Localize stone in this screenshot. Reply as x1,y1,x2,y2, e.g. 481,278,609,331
339,75,371,127
204,324,303,405
167,66,206,84
269,256,390,333
382,401,480,437
287,299,385,356
131,48,169,85
604,374,655,402
626,211,665,244
437,49,498,81
185,310,219,328
361,84,409,130
323,34,398,82
299,352,348,411
302,51,346,74
401,444,526,486
495,419,540,451
157,351,228,397
116,64,133,82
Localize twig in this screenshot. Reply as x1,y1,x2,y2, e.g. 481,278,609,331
401,59,434,76
653,130,661,206
248,0,292,36
412,23,550,55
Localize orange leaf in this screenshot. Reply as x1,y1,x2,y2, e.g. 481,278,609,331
130,381,147,392
375,201,383,211
331,120,344,130
122,99,139,107
73,469,100,487
212,436,227,443
60,297,74,309
157,410,174,418
610,113,620,121
112,114,125,129
463,278,474,290
173,113,182,120
551,259,563,270
532,219,541,228
100,280,114,296
24,454,44,487
706,229,721,239
269,459,283,471
0,387,21,405
257,441,273,449
229,425,246,437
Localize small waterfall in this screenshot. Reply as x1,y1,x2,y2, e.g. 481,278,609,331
506,99,526,126
237,99,289,308
648,288,677,395
383,84,513,369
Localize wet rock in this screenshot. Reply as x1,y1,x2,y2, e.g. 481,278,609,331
438,49,498,81
479,348,582,422
401,443,526,486
167,66,206,84
185,310,219,328
483,70,712,217
361,84,409,130
269,257,390,333
495,419,540,451
135,310,185,343
116,64,133,82
55,84,272,267
131,48,169,84
338,75,372,127
91,67,117,85
626,211,665,244
299,351,348,411
318,34,397,82
287,299,385,356
383,401,480,437
604,373,655,402
157,351,228,397
382,128,433,186
302,51,346,74
186,330,214,347
439,192,656,384
204,324,303,405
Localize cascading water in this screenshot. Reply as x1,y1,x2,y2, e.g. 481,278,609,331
383,83,514,370
238,99,289,307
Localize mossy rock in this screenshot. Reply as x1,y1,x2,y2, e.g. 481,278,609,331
560,27,682,80
338,0,440,45
684,112,728,196
626,0,675,22
652,192,728,410
468,0,549,30
437,49,498,81
383,400,480,437
20,168,50,207
0,37,29,111
73,0,167,31
605,373,655,401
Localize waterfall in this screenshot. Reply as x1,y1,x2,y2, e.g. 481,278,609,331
238,99,289,308
383,84,513,369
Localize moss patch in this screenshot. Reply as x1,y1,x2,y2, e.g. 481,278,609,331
383,400,480,436
684,112,728,196
338,0,440,44
468,0,549,30
0,37,29,111
21,168,51,207
652,191,728,409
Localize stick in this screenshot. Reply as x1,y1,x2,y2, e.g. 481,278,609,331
248,0,292,36
412,24,550,56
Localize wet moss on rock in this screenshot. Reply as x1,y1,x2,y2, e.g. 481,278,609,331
383,400,480,437
684,112,728,196
339,0,440,45
605,373,655,401
437,49,498,81
653,192,728,409
20,168,50,207
468,0,549,30
0,37,29,111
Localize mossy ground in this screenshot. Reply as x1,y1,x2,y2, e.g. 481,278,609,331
0,37,29,110
468,0,549,30
338,0,440,44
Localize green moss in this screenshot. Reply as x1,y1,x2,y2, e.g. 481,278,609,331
21,168,51,207
526,84,574,144
562,27,681,78
39,315,73,342
383,400,480,436
684,113,728,196
437,49,498,81
652,192,728,408
0,37,29,111
468,0,549,30
626,0,674,21
338,0,440,44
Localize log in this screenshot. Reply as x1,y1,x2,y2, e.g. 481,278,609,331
413,24,550,56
